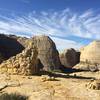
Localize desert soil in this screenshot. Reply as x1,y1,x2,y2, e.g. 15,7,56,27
0,71,100,100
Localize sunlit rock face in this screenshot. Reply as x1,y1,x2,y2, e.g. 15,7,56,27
0,34,25,61
59,48,80,68
75,41,100,71
0,45,38,75
31,35,62,71
80,41,100,64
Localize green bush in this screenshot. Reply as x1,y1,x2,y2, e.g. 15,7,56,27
0,93,28,100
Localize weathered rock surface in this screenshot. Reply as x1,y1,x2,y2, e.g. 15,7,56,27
0,34,24,60
60,48,80,68
86,80,100,90
30,35,62,71
75,41,100,71
0,82,7,91
80,41,100,64
0,34,61,73
0,45,38,75
9,35,62,72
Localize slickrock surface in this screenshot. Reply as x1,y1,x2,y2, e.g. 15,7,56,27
60,48,80,68
0,71,100,100
0,46,38,75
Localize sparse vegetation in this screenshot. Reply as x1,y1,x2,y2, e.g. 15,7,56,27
0,93,28,100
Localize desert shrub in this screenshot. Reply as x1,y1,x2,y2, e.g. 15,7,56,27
0,93,28,100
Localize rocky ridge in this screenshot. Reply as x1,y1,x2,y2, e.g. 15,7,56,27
0,45,38,75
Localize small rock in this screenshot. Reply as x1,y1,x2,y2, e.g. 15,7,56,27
74,74,77,77
28,76,32,79
41,75,50,82
90,79,95,82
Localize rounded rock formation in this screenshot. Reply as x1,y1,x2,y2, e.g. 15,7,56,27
30,35,62,71
80,41,100,64
75,41,100,71
59,48,80,68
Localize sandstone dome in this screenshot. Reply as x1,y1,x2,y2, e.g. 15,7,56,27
80,40,100,64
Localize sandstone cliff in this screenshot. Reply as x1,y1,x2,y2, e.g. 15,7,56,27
75,41,100,71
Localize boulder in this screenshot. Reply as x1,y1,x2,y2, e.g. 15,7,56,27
59,48,80,68
0,45,38,75
30,35,62,71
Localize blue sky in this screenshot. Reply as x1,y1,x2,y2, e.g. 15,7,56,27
0,0,100,51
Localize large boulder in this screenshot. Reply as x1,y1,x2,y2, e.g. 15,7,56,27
30,35,62,71
59,48,80,68
0,45,38,75
0,34,24,60
75,41,100,71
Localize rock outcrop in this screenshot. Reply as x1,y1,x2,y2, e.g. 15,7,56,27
0,45,38,75
75,41,100,71
0,34,61,74
59,48,80,68
30,35,61,71
80,41,100,64
0,34,24,60
86,80,100,90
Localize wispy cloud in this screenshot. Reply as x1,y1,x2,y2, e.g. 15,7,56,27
0,8,99,50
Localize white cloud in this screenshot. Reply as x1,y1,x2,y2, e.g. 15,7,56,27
51,37,82,51
0,8,99,50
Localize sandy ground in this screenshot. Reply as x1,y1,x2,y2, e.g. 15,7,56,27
0,71,100,100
